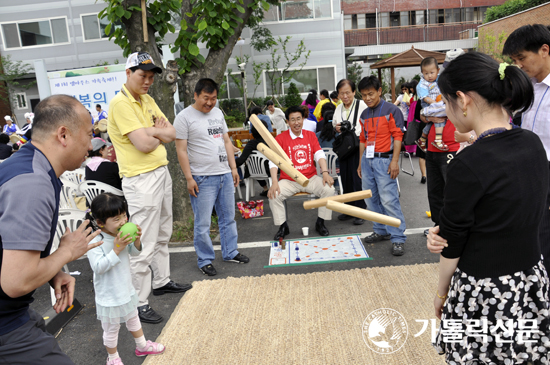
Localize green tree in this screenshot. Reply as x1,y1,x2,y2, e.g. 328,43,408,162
100,0,279,223
0,55,36,115
485,0,549,22
265,36,311,96
347,62,363,98
284,82,302,107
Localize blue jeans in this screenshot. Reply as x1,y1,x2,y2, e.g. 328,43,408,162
361,156,407,243
190,173,239,268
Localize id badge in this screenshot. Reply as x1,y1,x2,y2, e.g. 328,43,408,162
366,141,375,158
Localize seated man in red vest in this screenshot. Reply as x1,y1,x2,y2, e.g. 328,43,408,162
267,105,335,240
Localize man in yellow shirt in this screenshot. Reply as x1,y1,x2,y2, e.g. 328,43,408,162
108,52,192,324
313,89,333,121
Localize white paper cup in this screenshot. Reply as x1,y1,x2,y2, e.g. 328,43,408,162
302,227,309,236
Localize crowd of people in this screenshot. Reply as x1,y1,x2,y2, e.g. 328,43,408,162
2,23,550,365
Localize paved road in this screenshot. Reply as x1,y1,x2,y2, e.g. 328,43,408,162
30,155,437,365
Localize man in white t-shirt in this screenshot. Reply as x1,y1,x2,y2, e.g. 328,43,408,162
174,78,250,276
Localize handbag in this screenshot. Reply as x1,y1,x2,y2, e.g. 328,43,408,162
404,100,421,146
332,100,360,160
237,200,264,219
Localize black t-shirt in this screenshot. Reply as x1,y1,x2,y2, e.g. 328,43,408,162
85,161,122,191
0,144,12,159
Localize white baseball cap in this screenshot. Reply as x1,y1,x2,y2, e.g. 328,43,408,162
4,115,12,121
125,52,162,74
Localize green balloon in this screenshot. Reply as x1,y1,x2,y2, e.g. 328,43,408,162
119,222,138,243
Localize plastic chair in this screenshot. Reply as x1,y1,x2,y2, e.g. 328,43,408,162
244,151,272,201
79,180,124,206
50,209,86,304
61,168,85,186
60,181,80,210
316,148,343,195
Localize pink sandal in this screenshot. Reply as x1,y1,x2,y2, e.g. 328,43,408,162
431,140,449,152
135,340,166,357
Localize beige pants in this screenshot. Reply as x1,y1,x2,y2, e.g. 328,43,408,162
123,165,172,306
269,175,335,226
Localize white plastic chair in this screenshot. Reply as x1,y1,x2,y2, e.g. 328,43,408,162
244,151,272,201
50,209,86,304
60,168,85,186
316,147,343,195
79,180,124,206
60,181,80,210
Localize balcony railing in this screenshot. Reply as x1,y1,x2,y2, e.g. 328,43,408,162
344,22,481,47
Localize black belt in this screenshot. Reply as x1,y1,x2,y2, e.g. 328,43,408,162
373,151,393,158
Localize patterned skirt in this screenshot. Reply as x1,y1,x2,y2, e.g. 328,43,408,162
434,259,550,365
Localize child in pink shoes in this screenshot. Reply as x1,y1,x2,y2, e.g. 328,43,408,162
86,193,166,365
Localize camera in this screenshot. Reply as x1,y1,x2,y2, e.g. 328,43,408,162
340,121,352,132
238,62,246,70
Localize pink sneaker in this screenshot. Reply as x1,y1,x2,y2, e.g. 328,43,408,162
135,340,166,357
106,357,124,365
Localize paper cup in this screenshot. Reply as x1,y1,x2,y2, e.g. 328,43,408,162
302,227,309,236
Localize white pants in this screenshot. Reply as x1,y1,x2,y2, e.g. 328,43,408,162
269,175,335,226
101,312,141,348
123,165,172,306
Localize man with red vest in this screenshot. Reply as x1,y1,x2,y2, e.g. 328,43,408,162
268,105,335,240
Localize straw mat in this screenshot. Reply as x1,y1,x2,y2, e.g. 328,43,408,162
144,263,445,365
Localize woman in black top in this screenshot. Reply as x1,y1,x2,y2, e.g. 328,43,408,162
427,52,550,363
235,119,270,197
85,138,122,190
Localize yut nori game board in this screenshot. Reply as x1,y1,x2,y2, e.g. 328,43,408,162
267,234,372,267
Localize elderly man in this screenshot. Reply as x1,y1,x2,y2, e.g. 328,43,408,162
16,112,33,136
0,95,103,363
109,52,191,324
268,105,335,240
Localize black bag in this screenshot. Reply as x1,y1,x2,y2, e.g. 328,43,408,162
332,101,360,160
404,120,422,146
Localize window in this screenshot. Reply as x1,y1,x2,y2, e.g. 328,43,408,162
15,93,27,110
365,14,376,28
264,66,336,96
400,12,409,27
1,17,69,49
464,8,474,22
379,13,389,28
445,8,461,23
263,0,331,23
228,73,244,98
415,10,425,25
351,14,357,29
344,14,352,30
390,12,400,27
81,13,123,41
357,14,366,29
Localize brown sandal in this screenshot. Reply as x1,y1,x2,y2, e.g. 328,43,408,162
431,140,449,151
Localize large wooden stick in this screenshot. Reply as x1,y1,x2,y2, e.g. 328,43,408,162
257,143,309,187
326,201,401,227
249,114,293,166
141,0,148,43
303,190,373,210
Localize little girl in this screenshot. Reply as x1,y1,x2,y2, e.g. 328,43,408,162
86,193,165,365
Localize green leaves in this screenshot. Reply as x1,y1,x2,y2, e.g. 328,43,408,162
221,20,230,30
198,20,207,30
188,43,200,56
115,6,124,17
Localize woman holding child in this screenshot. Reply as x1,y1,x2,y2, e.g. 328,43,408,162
427,52,550,364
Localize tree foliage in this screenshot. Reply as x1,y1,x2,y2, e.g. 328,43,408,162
284,82,302,107
264,36,311,95
0,56,36,113
484,0,549,23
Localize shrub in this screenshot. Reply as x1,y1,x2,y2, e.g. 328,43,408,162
484,0,549,23
284,82,303,107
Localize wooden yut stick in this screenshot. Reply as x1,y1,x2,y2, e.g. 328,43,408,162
303,190,373,210
257,143,309,187
249,114,293,166
326,201,401,227
141,0,148,42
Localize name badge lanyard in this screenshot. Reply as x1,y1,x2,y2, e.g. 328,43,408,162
527,85,549,132
365,100,385,146
341,99,356,123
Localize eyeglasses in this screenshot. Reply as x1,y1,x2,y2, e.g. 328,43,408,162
289,118,302,123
